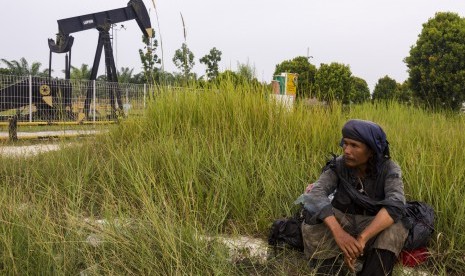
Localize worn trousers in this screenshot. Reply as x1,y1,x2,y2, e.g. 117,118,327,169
301,208,408,260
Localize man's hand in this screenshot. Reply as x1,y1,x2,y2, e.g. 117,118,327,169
333,228,363,260
356,235,367,255
343,236,367,273
343,255,357,273
323,216,363,259
305,183,314,193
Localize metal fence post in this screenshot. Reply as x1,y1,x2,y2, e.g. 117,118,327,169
143,83,146,109
126,87,129,105
29,75,32,122
93,80,96,122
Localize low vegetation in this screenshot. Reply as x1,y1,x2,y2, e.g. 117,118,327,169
0,83,464,275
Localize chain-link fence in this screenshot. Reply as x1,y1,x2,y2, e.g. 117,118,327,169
0,74,154,123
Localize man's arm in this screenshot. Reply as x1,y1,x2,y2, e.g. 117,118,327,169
383,161,407,221
323,215,363,259
357,207,394,250
303,169,338,223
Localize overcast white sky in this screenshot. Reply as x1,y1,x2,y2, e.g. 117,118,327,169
1,0,464,90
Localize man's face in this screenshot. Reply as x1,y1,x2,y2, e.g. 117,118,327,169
342,138,373,170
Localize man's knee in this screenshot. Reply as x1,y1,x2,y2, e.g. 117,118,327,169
373,221,408,256
301,222,340,259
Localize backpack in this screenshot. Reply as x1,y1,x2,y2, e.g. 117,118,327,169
268,208,305,252
402,201,435,250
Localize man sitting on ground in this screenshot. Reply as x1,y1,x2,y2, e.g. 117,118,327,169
302,119,408,275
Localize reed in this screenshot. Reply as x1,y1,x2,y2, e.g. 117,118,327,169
0,83,463,274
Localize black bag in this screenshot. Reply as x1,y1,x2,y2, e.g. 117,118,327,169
268,209,304,252
402,201,435,250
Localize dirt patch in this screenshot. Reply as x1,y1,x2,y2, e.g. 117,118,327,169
0,144,64,157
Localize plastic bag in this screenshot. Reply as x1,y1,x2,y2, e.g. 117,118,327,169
400,247,429,267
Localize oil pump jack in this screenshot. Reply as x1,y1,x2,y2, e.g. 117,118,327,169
0,0,152,121
48,0,153,119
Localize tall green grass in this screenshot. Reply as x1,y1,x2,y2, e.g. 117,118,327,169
0,83,464,274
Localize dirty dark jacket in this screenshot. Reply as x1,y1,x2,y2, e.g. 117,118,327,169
303,156,405,225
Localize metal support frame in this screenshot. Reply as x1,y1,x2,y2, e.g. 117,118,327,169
82,27,122,119
92,80,96,122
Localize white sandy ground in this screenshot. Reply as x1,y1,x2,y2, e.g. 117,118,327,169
0,143,64,157
0,129,105,157
0,130,101,140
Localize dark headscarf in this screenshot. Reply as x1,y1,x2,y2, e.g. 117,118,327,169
340,119,390,161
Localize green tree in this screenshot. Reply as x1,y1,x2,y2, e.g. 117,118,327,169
314,62,353,104
0,57,48,76
372,75,398,101
236,60,256,82
351,77,371,104
274,56,317,98
69,64,91,80
139,35,161,84
199,47,222,80
215,69,263,91
172,42,195,82
158,71,177,85
132,72,146,84
0,68,10,75
396,81,414,105
118,67,134,83
405,12,465,110
216,70,243,86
